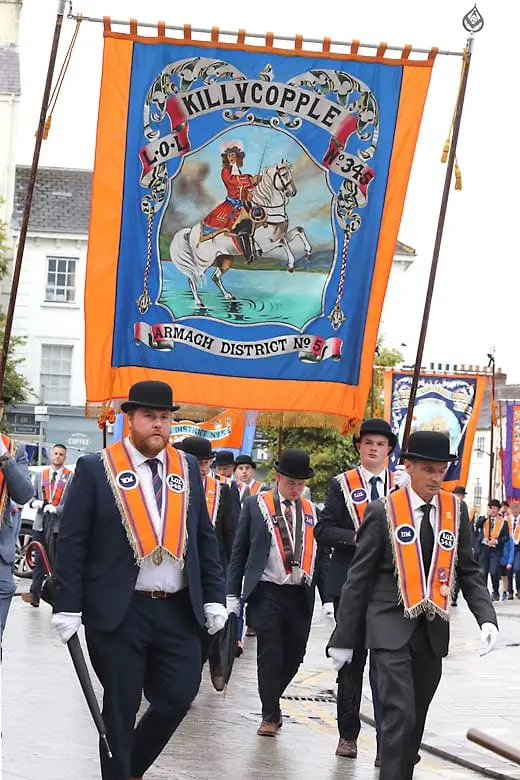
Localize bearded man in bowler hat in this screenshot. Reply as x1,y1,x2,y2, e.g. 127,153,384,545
315,417,399,764
227,449,318,736
328,431,498,780
52,381,226,780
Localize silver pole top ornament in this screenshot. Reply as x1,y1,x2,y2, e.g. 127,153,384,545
463,5,484,34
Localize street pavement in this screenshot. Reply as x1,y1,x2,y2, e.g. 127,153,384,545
2,582,520,780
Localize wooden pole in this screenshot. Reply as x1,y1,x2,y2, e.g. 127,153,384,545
0,0,67,395
401,37,474,452
498,400,504,501
467,728,520,766
277,419,283,459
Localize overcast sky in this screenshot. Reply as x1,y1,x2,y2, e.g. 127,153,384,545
15,0,519,379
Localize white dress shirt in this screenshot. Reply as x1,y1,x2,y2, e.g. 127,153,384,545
50,466,64,499
125,438,186,593
407,486,438,534
359,466,387,499
261,492,300,586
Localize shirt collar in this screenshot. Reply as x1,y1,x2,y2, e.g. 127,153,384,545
278,491,293,505
125,436,166,468
50,466,63,476
360,465,387,484
407,485,438,514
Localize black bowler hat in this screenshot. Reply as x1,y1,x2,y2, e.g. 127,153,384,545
400,431,457,463
353,418,397,452
453,486,467,496
234,454,256,470
215,450,235,467
176,436,214,461
120,381,179,413
275,448,314,480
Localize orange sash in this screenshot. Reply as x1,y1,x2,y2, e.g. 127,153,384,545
103,440,188,565
204,475,221,526
0,435,14,524
513,517,520,545
42,467,72,506
237,478,265,502
484,515,507,542
337,468,393,530
214,473,233,487
259,489,316,584
386,488,459,620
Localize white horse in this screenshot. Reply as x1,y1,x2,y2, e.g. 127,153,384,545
169,161,312,309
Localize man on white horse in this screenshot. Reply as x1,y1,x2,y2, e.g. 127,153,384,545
202,139,259,263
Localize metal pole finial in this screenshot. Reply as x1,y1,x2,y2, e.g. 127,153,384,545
463,5,484,34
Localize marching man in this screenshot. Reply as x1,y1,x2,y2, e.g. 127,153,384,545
233,454,266,505
227,449,317,736
314,418,397,764
52,381,226,780
328,431,498,780
22,443,71,608
176,436,238,691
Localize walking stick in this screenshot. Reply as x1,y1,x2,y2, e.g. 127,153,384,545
467,728,520,766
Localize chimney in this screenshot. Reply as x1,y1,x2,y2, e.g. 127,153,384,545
0,1,23,45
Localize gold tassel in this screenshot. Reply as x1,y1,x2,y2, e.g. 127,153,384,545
41,115,52,140
454,159,462,190
441,138,450,164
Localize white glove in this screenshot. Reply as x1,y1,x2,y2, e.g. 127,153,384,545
394,465,410,489
204,602,228,635
322,602,335,619
328,647,353,671
226,595,241,616
31,499,44,510
0,438,8,458
51,612,82,644
44,504,57,514
480,622,498,656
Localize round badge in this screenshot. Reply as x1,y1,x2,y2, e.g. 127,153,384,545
438,529,456,551
167,473,185,493
351,488,368,504
395,524,416,545
116,470,139,490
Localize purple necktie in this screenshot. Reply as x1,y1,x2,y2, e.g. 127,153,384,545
146,458,162,514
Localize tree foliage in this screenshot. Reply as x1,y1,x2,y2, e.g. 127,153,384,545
258,339,403,501
0,200,32,414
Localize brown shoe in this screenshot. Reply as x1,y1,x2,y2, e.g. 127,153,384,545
335,738,357,758
21,592,39,607
257,720,279,737
209,660,225,692
374,753,381,767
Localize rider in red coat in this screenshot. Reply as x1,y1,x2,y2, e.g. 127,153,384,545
203,140,258,262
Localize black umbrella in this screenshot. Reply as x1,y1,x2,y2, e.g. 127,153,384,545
67,634,112,758
25,541,112,758
219,612,238,689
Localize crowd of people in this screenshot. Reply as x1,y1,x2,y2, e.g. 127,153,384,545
0,381,504,779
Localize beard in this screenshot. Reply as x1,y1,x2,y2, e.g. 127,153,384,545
130,429,169,458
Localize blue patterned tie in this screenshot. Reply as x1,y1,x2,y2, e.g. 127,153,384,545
146,458,162,514
369,476,380,501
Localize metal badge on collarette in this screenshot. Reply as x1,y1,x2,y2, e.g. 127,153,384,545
462,5,484,33
152,547,164,566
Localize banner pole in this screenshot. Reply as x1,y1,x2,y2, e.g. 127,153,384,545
400,36,474,453
0,0,67,395
488,353,496,502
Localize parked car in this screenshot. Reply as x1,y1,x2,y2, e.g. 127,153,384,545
14,464,76,578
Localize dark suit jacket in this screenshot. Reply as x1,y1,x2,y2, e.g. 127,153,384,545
330,497,497,659
314,477,356,599
214,483,238,572
226,494,316,612
475,514,510,556
54,452,226,632
0,443,33,566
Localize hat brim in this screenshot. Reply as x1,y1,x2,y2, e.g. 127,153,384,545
400,451,458,463
274,461,314,480
353,431,398,453
120,400,180,413
234,461,257,470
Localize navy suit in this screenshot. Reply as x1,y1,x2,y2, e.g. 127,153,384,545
475,515,510,595
0,442,33,641
54,451,225,780
227,494,316,722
